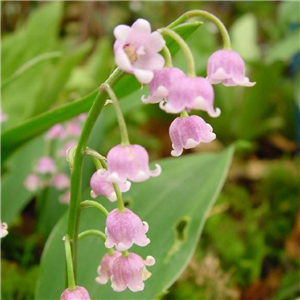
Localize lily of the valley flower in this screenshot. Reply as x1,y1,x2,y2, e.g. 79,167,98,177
169,115,216,156
159,76,221,117
35,156,56,174
60,286,91,300
96,251,122,285
111,253,155,292
114,18,165,84
90,170,131,202
104,144,161,183
206,50,256,87
0,221,8,238
105,208,150,251
142,67,185,104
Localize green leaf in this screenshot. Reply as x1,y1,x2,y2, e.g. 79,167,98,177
230,13,260,61
1,21,201,163
35,146,234,299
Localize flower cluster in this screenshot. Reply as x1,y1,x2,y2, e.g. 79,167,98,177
24,115,86,204
114,18,254,157
59,14,256,298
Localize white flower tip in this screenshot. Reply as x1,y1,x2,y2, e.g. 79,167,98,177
142,221,149,233
145,256,155,266
95,276,108,285
90,190,97,198
141,95,151,104
171,149,182,157
209,107,221,118
185,138,199,149
116,242,130,251
123,181,131,192
151,164,162,177
108,192,117,202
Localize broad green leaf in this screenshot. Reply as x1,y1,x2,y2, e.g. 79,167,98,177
36,146,234,300
1,2,63,126
1,21,201,163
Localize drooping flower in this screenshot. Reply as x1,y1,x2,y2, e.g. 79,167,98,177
52,173,70,190
159,76,221,117
59,190,70,205
96,251,122,285
46,124,65,140
206,50,256,87
0,109,8,123
169,115,216,156
111,253,155,292
35,156,56,174
0,221,8,238
141,67,185,104
103,144,161,183
113,18,165,84
60,286,91,300
90,170,131,202
105,208,150,251
24,174,43,191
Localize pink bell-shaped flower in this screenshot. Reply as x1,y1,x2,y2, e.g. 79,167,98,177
96,251,122,285
206,50,255,87
46,124,65,140
52,173,70,190
104,144,161,183
0,221,8,238
0,109,8,123
111,253,155,292
60,286,91,300
169,115,216,156
90,170,131,202
113,18,165,84
159,76,221,117
24,174,43,192
105,208,150,251
142,67,185,104
35,156,56,174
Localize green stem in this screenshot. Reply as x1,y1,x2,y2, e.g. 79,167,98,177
168,10,231,50
180,110,189,118
66,68,124,278
122,250,129,257
113,183,125,212
161,46,173,67
158,28,196,77
64,235,76,290
80,200,109,217
100,83,130,146
78,230,106,242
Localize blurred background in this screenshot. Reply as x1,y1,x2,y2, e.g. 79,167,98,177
1,1,299,300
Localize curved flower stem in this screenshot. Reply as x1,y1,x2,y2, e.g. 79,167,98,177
80,200,109,217
67,68,124,278
112,183,125,212
78,229,106,242
64,235,76,291
100,83,130,146
168,10,231,50
158,28,196,77
161,46,173,67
